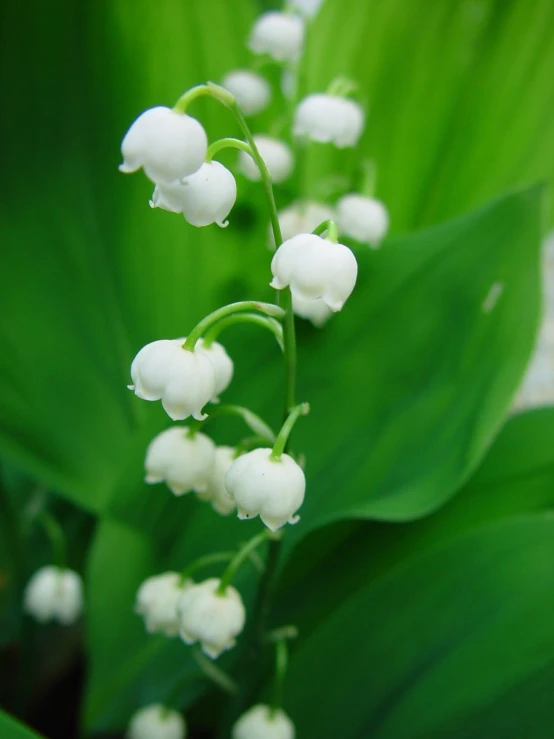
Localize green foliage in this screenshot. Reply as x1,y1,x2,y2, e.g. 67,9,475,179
0,712,43,739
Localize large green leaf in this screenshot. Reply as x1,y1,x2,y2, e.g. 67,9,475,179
0,712,43,739
282,514,554,739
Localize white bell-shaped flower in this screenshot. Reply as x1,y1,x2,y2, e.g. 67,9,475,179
127,704,186,739
150,162,237,228
337,194,389,247
290,0,325,17
145,426,215,496
120,107,207,184
225,448,305,531
270,234,358,312
293,94,364,148
270,201,335,247
196,446,237,515
135,572,191,636
23,566,83,625
232,705,295,739
177,578,245,658
196,340,234,402
221,70,271,116
129,339,216,421
248,12,304,63
239,135,294,184
292,294,333,327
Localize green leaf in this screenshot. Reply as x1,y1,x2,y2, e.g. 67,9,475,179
283,514,554,739
0,712,43,739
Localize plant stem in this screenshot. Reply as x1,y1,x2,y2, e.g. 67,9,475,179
188,404,276,444
38,511,66,568
270,638,289,716
271,403,310,459
217,530,277,595
206,137,252,162
179,551,234,584
193,648,239,694
312,218,339,242
202,312,283,351
184,301,284,350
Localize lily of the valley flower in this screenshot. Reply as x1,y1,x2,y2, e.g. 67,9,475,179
129,339,216,421
196,446,237,515
135,572,190,636
120,107,207,184
150,162,237,228
270,201,335,247
293,94,364,148
232,705,295,739
145,426,216,496
23,566,83,625
270,233,358,312
337,193,389,247
197,339,234,402
292,294,333,327
239,135,294,184
290,0,325,18
127,704,187,739
177,578,246,658
248,12,304,63
221,70,271,116
225,448,305,531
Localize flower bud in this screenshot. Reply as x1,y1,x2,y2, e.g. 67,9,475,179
197,340,234,402
135,572,191,636
23,566,83,625
232,705,295,739
225,448,305,531
196,446,237,515
145,427,215,496
270,201,335,247
239,135,294,184
127,704,186,739
293,94,364,148
337,194,389,246
129,339,216,421
292,294,332,327
221,70,271,116
177,578,245,658
120,107,207,184
151,162,237,228
270,234,358,312
248,12,304,63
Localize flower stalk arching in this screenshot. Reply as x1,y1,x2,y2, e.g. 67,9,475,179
312,218,339,242
202,312,284,351
188,404,277,444
326,75,358,98
271,402,310,459
206,137,253,163
183,301,284,351
179,551,235,585
270,637,290,717
193,647,239,695
217,529,280,596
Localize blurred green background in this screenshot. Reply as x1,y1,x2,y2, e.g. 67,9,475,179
1,0,554,737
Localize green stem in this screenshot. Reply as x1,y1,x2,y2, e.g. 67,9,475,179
326,76,358,97
281,288,297,415
271,403,310,459
193,647,239,694
312,219,339,242
235,435,273,455
173,83,235,113
217,530,277,595
189,404,276,444
184,301,284,351
38,511,66,568
202,312,283,351
179,551,234,584
360,159,377,198
206,137,252,162
270,638,289,716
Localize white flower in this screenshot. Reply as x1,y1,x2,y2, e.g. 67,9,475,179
248,12,304,63
120,107,207,184
225,448,305,531
196,446,237,515
232,705,295,739
337,194,389,246
145,426,216,495
150,162,237,228
129,339,216,421
293,94,364,148
197,339,234,401
239,136,294,184
270,234,358,312
290,0,325,17
23,566,83,625
127,704,186,739
221,70,271,116
177,578,245,658
135,572,191,636
292,294,333,327
270,201,335,247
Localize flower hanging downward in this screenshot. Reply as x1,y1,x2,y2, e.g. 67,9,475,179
129,339,216,421
232,704,295,739
293,94,364,148
196,446,237,515
145,426,216,496
225,448,305,531
239,135,294,184
270,201,335,247
151,162,237,228
177,578,246,659
135,572,191,637
127,704,187,739
337,193,390,247
120,107,207,184
196,339,234,401
248,12,305,63
292,294,333,327
270,233,358,312
221,70,271,116
23,566,83,625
